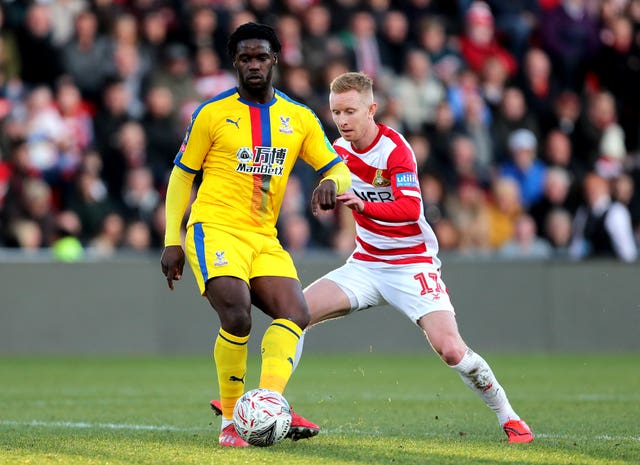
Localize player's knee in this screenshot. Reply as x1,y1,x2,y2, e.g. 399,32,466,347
438,340,467,366
289,311,310,332
216,307,252,336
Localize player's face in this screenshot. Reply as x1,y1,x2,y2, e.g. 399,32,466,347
233,39,277,96
330,89,377,146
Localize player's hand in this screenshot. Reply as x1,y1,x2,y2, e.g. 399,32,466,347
160,245,185,291
311,179,337,216
337,192,364,213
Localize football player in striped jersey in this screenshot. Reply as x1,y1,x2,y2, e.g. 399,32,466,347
297,71,533,444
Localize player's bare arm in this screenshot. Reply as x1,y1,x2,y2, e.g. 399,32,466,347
160,245,185,290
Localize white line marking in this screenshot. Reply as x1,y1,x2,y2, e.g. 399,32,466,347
0,420,207,432
534,433,640,442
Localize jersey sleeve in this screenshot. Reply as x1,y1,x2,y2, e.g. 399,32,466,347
164,166,196,246
320,160,351,194
361,145,422,222
173,105,213,173
298,107,343,172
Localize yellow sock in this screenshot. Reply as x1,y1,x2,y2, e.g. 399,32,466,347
213,328,249,419
259,319,302,394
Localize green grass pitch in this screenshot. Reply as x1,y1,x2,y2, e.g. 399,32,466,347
1,353,638,465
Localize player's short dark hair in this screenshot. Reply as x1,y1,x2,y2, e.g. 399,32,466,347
227,22,282,58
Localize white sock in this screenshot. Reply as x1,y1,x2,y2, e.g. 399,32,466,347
221,417,233,430
451,348,520,425
291,329,306,373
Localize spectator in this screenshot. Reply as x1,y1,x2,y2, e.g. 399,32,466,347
15,3,63,88
444,134,492,192
459,1,517,79
301,4,345,85
416,16,463,86
539,0,600,92
424,100,458,172
87,211,124,258
378,9,412,76
280,65,324,111
140,84,182,187
497,213,553,260
123,219,152,253
69,169,117,242
486,176,523,249
446,180,491,255
575,91,625,174
407,133,434,176
486,0,539,63
93,77,133,171
542,129,586,183
55,76,93,168
342,10,384,82
611,172,640,239
193,46,235,100
593,14,640,152
479,55,509,113
139,6,171,67
150,42,200,127
529,166,576,239
1,140,33,241
48,0,87,47
247,0,278,25
392,48,446,133
121,166,160,225
457,92,494,171
420,172,448,228
103,120,147,205
551,90,582,138
499,128,547,209
569,172,638,262
109,43,150,119
276,14,304,68
491,86,539,163
177,6,224,60
517,48,562,136
0,4,21,85
106,11,152,74
544,207,573,258
15,177,57,246
447,67,491,126
22,85,66,185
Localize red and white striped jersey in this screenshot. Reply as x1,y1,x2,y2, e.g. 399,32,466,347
333,123,441,267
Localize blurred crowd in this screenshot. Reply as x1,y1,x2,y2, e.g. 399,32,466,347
0,0,639,262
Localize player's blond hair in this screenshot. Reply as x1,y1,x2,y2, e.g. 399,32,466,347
330,72,374,102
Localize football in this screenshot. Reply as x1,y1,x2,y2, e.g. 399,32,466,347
232,388,292,447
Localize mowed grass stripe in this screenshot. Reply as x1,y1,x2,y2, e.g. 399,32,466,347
1,353,638,465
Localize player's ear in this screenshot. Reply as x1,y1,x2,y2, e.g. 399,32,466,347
369,102,377,118
273,53,278,64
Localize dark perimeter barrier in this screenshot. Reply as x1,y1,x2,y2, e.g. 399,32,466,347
1,254,638,354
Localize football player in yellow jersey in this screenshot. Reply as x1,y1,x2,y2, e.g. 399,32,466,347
160,23,351,447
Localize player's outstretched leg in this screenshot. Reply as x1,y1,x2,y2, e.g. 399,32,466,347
421,311,533,443
451,348,534,443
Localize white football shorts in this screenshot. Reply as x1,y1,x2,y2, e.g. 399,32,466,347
322,260,455,324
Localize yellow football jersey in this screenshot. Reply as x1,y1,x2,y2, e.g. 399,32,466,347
174,88,341,235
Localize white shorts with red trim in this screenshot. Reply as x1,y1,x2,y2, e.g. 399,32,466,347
322,260,455,324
